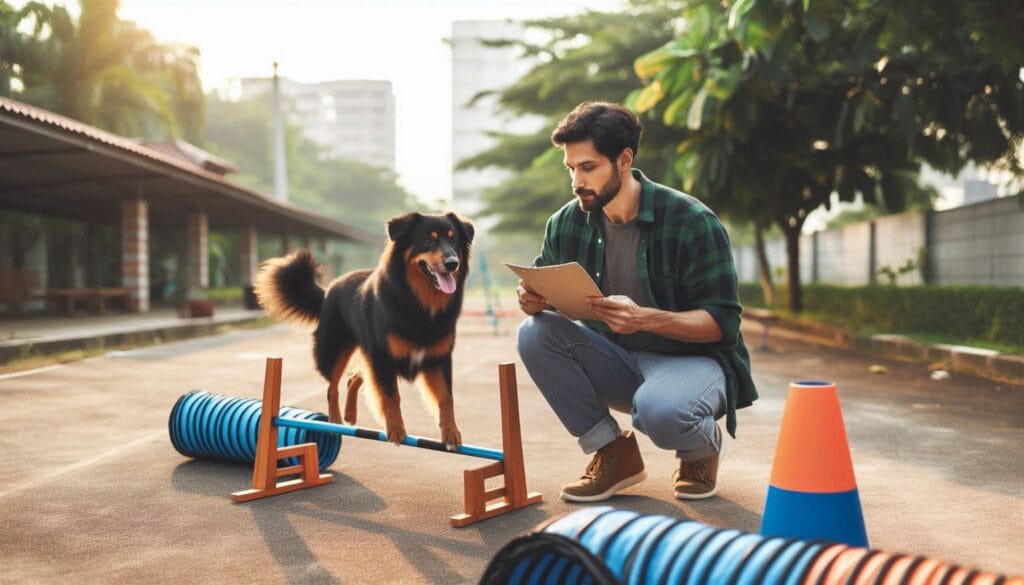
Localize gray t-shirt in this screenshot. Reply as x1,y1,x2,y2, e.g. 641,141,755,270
601,216,683,354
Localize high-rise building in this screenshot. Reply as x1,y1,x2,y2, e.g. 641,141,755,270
237,78,396,170
451,20,545,228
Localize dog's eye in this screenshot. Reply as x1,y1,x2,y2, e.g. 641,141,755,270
424,235,436,245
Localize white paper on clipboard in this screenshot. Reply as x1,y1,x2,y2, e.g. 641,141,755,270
503,262,603,321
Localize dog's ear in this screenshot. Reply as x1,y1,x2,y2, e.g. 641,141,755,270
446,212,475,244
386,212,421,242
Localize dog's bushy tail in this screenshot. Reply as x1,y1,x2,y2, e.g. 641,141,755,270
252,250,324,326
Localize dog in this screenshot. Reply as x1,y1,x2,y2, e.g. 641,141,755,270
253,211,474,449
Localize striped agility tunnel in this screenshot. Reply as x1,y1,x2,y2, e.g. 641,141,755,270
760,380,868,547
480,506,1024,585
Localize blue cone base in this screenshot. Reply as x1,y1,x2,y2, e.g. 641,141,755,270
760,485,869,547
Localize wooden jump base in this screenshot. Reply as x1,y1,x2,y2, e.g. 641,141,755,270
231,357,542,527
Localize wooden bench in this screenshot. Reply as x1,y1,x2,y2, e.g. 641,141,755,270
745,308,780,351
47,288,131,316
0,270,42,314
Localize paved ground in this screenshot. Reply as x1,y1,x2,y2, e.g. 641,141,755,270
1,312,1021,584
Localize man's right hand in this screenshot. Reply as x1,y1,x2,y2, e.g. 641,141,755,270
516,280,549,315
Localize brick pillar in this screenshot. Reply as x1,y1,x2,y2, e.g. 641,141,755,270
186,211,209,291
240,225,258,284
86,222,102,287
281,234,292,255
121,198,149,312
301,235,312,252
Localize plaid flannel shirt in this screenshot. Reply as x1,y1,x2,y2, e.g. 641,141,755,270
534,169,757,437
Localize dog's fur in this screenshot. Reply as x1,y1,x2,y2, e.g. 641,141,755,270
253,212,474,448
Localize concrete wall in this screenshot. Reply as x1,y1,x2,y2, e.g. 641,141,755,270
930,196,1024,286
874,212,926,285
731,193,1023,287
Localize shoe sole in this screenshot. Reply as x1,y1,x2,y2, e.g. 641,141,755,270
674,486,717,500
560,470,648,503
674,428,726,501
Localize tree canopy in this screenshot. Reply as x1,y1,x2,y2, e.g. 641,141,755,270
456,0,685,233
633,0,1024,309
203,91,417,229
2,0,204,141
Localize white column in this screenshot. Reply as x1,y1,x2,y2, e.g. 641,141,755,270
121,198,149,312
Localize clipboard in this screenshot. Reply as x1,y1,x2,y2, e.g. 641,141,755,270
503,262,603,320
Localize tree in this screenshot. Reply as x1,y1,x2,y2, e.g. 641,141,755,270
633,0,1024,311
203,91,417,228
1,1,49,98
7,0,204,141
456,1,685,234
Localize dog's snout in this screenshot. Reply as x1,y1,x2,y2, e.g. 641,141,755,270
444,258,459,272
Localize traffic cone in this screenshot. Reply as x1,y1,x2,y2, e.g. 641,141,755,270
760,380,869,547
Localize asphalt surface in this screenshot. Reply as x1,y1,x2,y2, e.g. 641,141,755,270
1,315,1022,584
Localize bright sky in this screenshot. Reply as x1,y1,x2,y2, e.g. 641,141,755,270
115,0,623,205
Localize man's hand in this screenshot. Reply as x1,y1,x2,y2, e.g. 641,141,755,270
587,295,649,334
516,280,550,315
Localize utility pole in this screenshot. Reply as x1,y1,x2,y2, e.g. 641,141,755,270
272,62,289,202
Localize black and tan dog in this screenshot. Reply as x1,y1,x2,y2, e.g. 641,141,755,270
253,212,474,449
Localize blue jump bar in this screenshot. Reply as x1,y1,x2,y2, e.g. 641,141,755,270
273,417,505,461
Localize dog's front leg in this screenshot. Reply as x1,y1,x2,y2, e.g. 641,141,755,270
419,364,462,450
368,367,406,445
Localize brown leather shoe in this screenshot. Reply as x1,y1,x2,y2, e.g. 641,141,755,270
674,425,723,500
560,430,647,502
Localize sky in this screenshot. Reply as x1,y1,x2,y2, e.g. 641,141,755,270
115,0,623,205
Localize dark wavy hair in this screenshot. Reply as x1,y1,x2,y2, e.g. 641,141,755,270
551,102,643,164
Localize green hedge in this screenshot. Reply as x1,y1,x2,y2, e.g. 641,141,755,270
739,283,1024,347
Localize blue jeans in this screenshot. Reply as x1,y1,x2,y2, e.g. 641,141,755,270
517,311,726,461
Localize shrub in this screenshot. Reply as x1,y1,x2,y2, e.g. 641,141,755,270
738,283,1024,347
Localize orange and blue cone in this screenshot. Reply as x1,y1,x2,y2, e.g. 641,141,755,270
760,380,869,547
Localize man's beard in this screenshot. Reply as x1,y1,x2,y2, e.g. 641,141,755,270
575,172,622,213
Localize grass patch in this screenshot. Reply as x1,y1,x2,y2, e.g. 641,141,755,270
0,347,109,374
743,305,1024,355
900,333,1024,356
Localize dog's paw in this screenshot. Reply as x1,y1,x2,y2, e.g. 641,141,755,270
386,425,407,445
328,409,343,424
441,427,463,451
343,406,357,425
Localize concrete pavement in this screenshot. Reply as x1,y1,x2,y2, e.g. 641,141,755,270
0,312,1021,584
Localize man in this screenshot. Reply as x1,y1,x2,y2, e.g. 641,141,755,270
516,101,757,502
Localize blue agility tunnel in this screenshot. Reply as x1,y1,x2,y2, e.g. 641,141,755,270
168,390,341,470
480,507,1022,585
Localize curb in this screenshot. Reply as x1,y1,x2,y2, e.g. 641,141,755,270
744,314,1023,385
0,312,268,363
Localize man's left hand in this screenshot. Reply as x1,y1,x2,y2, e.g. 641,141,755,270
587,295,648,334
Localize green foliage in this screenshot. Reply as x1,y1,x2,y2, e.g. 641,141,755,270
877,247,927,286
3,0,205,141
456,1,686,234
739,282,1024,347
636,0,1024,311
204,286,242,303
202,91,416,230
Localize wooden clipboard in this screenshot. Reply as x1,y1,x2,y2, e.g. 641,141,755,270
503,262,603,321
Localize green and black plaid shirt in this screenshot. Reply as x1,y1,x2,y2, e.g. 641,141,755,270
534,169,757,437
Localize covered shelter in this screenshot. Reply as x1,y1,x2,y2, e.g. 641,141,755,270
0,96,380,315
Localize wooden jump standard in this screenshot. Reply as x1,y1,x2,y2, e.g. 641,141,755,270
231,357,542,527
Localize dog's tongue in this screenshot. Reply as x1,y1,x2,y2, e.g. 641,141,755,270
438,272,457,294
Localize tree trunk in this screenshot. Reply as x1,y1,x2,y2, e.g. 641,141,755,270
779,218,804,313
754,223,775,306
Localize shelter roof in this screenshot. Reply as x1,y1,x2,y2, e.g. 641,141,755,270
0,96,381,245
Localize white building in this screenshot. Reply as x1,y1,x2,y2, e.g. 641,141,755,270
237,78,396,170
450,20,545,229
